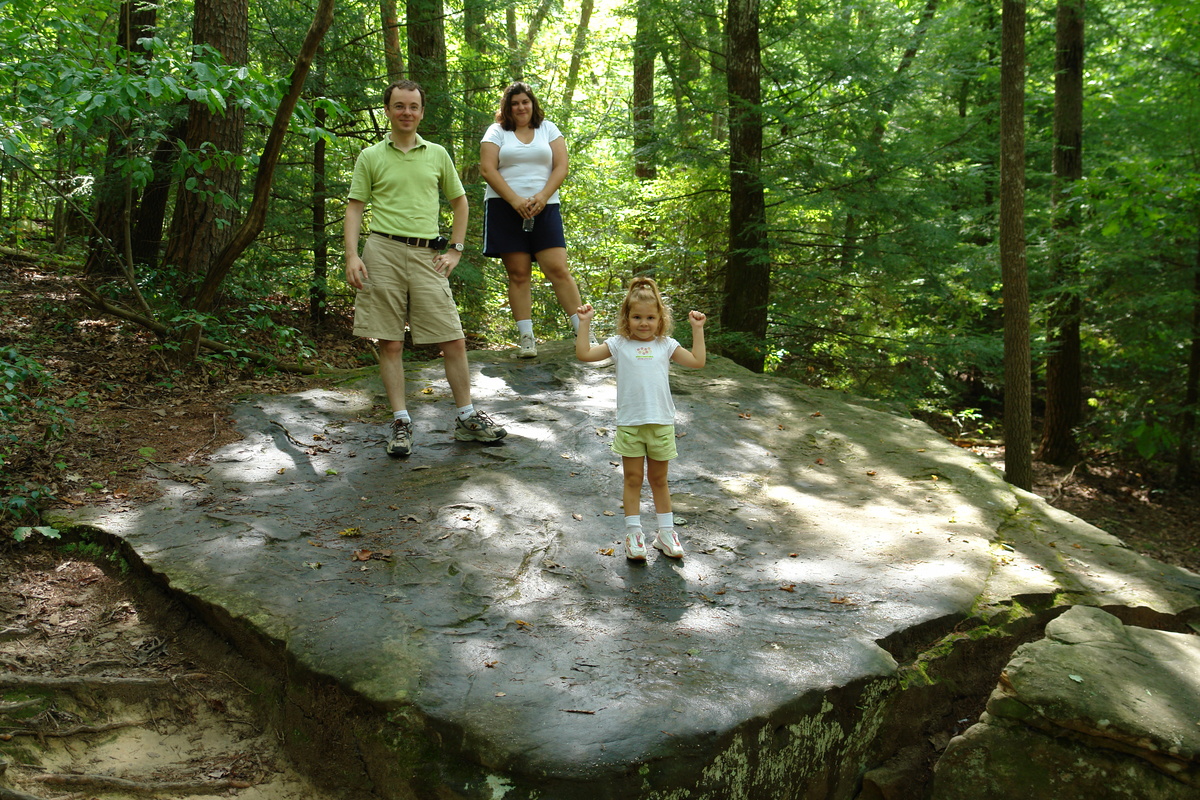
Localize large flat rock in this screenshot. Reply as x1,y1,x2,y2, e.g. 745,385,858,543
68,343,1200,797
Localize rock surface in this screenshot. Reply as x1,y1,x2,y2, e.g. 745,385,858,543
66,343,1200,798
932,605,1200,799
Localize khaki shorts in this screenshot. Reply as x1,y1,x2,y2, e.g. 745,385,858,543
352,235,465,344
611,424,678,461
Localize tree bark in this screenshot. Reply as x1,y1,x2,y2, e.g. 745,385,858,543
129,119,186,272
633,0,657,180
162,0,249,290
1037,0,1085,465
381,0,405,81
1000,0,1032,490
407,0,450,156
461,0,490,183
310,100,328,324
1176,223,1200,487
190,0,335,315
84,0,157,278
721,0,769,373
561,0,595,117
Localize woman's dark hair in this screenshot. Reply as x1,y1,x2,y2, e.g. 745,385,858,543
495,82,545,130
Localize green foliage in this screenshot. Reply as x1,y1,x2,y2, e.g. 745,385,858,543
0,346,87,536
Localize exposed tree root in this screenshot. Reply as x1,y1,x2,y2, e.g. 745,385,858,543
32,772,253,794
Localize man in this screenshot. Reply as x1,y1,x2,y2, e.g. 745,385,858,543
345,80,507,457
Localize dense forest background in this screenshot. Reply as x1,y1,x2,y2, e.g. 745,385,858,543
1,0,1198,531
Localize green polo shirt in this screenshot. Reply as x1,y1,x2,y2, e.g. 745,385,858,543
347,135,465,240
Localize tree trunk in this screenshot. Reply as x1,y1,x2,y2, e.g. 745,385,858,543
1000,0,1031,490
84,1,157,276
506,9,521,79
1175,224,1200,487
381,0,405,81
561,0,594,117
521,0,555,54
407,0,450,156
633,0,657,180
310,99,328,325
721,0,769,373
1037,0,1085,466
190,0,336,315
163,0,248,292
129,119,186,272
461,0,490,184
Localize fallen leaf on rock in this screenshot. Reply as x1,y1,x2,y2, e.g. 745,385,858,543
495,692,506,697
603,510,615,516
313,433,325,441
422,387,434,394
338,527,362,537
830,596,853,604
308,540,323,547
1069,674,1084,683
277,467,286,474
325,468,338,476
598,548,615,556
780,584,796,592
515,620,533,628
738,411,752,419
572,513,583,520
866,470,877,476
303,561,322,569
815,458,825,465
595,427,608,435
561,453,571,459
485,660,498,668
811,411,823,417
352,549,393,562
789,553,798,558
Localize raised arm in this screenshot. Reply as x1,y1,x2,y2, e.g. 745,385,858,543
575,304,611,362
671,311,707,369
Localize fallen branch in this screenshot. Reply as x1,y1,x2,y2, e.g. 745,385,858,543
2,720,148,739
0,784,50,800
73,283,347,376
0,673,208,692
32,773,252,794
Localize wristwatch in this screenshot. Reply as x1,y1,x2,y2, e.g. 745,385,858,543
448,242,464,252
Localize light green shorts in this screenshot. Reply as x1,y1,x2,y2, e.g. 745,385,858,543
611,424,678,461
352,235,464,344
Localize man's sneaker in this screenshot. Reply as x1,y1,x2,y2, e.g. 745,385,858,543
386,419,413,457
625,530,648,561
653,529,684,558
517,332,537,358
454,410,508,442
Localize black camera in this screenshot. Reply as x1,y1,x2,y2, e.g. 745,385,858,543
432,235,449,251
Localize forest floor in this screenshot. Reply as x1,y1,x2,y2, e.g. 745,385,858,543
2,255,1198,798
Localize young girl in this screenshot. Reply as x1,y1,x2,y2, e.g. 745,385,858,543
576,278,707,560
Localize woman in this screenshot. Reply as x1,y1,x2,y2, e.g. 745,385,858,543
480,82,583,358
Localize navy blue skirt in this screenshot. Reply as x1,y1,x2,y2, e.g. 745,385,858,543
482,198,567,258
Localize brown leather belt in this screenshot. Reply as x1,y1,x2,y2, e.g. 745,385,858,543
372,231,436,249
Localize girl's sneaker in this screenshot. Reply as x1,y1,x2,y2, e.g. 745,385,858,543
653,529,684,558
624,530,648,561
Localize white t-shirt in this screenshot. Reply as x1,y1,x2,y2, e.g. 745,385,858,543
607,335,681,427
480,120,564,203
